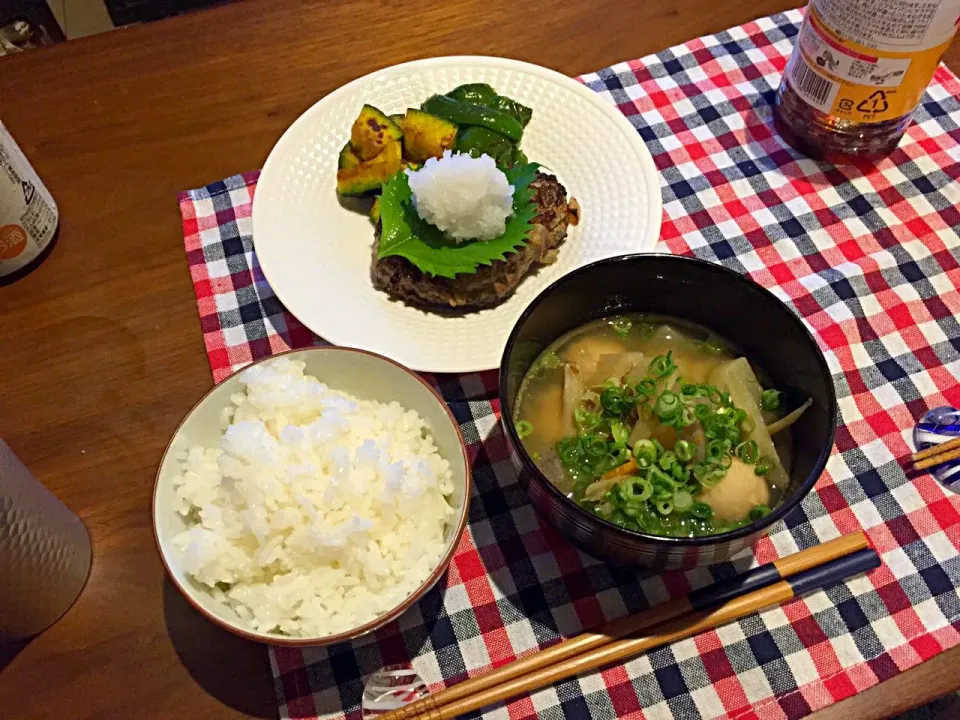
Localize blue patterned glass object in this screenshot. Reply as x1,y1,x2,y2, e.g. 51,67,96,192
913,406,960,491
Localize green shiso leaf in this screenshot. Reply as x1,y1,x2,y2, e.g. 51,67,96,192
376,162,539,280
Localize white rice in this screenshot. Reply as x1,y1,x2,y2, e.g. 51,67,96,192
169,357,456,638
406,150,514,242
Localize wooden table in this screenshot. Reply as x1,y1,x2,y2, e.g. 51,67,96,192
0,0,957,717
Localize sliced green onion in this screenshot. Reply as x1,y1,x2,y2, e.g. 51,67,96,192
676,405,695,428
761,389,781,411
699,465,728,488
706,439,729,460
708,387,724,405
579,476,602,499
694,404,711,421
610,421,630,447
608,485,627,509
736,440,759,463
658,451,677,472
538,352,562,370
690,501,713,519
702,420,721,440
673,490,693,511
584,435,608,458
712,412,734,428
655,500,674,516
531,451,541,461
726,428,742,447
754,456,773,476
654,391,681,421
575,408,601,430
622,477,653,504
652,489,673,505
648,466,674,488
749,504,771,521
674,440,695,463
559,444,580,466
635,378,657,400
610,512,630,527
609,446,632,467
633,439,658,466
516,420,534,438
601,387,626,415
649,352,677,379
610,317,632,337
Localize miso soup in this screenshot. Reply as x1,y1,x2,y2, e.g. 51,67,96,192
513,315,810,538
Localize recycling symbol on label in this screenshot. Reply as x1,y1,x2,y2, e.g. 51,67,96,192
21,180,34,205
857,90,889,114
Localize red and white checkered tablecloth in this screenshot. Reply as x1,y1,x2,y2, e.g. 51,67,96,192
178,9,960,720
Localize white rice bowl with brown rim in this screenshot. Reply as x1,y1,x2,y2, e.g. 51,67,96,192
168,357,456,638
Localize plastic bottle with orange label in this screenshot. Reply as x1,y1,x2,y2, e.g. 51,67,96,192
774,0,960,162
0,121,59,284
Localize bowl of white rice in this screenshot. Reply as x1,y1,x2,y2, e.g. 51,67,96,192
153,347,470,645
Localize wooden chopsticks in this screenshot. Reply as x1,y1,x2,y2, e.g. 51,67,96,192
908,436,960,472
378,532,873,720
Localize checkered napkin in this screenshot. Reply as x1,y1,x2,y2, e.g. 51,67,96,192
178,9,960,720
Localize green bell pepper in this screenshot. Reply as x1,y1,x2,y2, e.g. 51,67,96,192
449,84,533,128
421,94,524,142
449,83,499,106
453,126,516,165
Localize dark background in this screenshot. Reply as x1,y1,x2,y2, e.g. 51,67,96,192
0,0,225,30
102,0,226,25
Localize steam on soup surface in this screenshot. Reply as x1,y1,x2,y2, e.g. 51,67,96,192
513,315,810,538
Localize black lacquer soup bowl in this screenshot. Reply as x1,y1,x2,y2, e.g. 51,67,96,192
499,254,837,570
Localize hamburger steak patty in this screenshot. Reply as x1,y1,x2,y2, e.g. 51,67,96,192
371,172,579,310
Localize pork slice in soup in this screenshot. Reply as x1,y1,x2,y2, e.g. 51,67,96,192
559,332,629,381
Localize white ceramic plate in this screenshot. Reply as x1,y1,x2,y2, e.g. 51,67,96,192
253,56,662,373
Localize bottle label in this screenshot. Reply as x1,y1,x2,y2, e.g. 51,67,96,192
0,122,58,277
786,0,960,123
